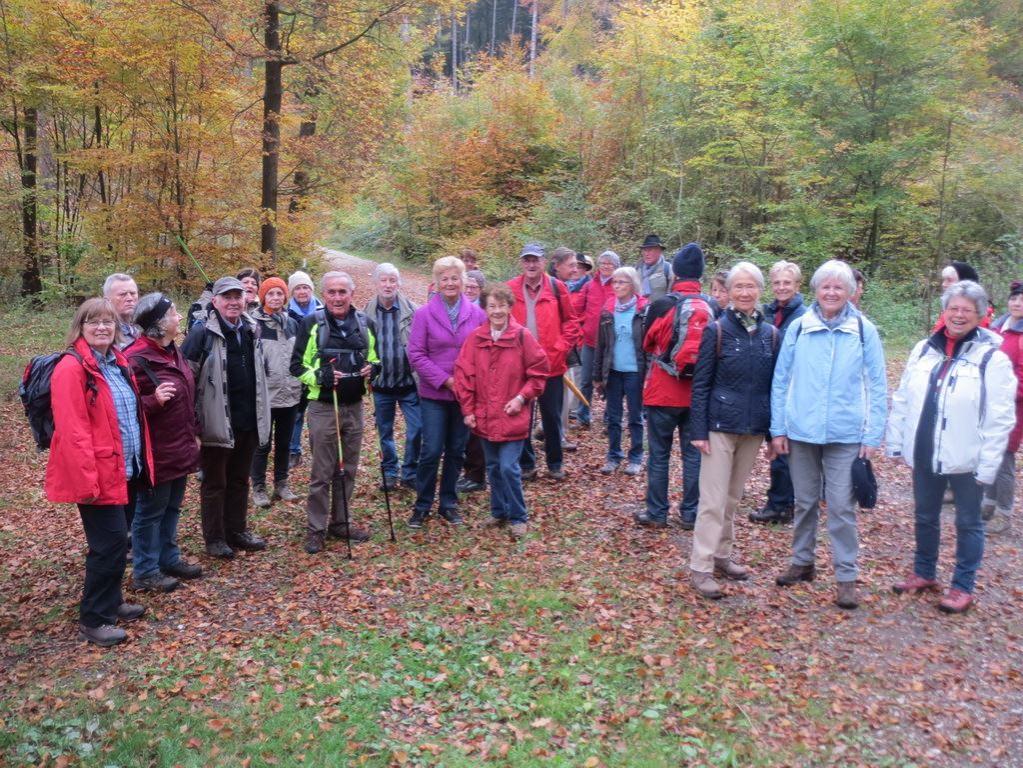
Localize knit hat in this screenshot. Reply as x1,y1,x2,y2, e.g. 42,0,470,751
288,270,314,293
672,243,705,281
259,276,289,310
1009,280,1023,299
951,260,980,283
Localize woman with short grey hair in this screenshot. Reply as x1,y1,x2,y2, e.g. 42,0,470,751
770,259,888,609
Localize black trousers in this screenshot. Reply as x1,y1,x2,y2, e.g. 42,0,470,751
201,429,259,543
251,406,298,486
520,377,565,472
463,433,486,483
78,503,128,627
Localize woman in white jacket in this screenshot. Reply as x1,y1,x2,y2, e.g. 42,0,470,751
887,281,1017,614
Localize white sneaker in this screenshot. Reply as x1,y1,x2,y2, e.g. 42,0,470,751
623,462,643,476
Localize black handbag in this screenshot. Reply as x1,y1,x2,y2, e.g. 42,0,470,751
851,457,878,509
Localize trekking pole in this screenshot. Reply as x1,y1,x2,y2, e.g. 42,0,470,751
331,385,354,561
171,231,212,284
367,380,397,543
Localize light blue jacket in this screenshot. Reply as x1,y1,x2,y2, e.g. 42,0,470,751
770,305,888,447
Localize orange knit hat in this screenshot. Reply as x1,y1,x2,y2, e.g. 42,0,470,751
258,276,289,311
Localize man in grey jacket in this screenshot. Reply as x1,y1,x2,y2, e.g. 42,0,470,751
183,276,272,558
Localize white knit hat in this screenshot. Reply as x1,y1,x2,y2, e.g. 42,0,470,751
288,270,313,292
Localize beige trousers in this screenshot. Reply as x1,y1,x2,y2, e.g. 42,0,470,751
689,431,764,572
306,399,364,534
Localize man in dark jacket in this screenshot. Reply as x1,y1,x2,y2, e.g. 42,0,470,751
290,271,380,554
750,260,806,525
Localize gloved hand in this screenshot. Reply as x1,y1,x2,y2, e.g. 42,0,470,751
315,365,335,388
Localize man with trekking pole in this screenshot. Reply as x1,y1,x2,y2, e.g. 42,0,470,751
290,271,380,555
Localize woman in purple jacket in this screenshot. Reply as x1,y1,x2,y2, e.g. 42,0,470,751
406,256,487,529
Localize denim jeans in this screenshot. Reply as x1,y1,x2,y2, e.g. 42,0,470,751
912,465,985,593
765,453,795,510
374,389,422,484
644,405,701,522
251,406,298,486
289,390,309,455
605,370,643,464
483,438,527,524
132,476,187,580
520,377,564,473
415,398,468,514
576,344,596,425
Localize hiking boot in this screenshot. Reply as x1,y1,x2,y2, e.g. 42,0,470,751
304,532,325,554
329,523,370,542
164,560,203,580
133,573,180,593
713,557,750,581
986,507,1012,535
599,460,620,475
623,462,643,476
509,522,528,540
381,475,399,492
456,477,486,494
678,514,696,531
938,588,974,614
776,563,816,586
776,505,795,524
892,572,940,595
116,603,146,623
289,452,302,469
407,510,428,529
836,581,859,610
227,531,267,552
482,516,507,529
563,441,578,452
548,468,566,481
439,508,464,526
690,571,724,600
521,468,538,481
79,623,127,647
749,505,783,524
274,483,299,502
205,540,235,559
633,511,667,529
252,485,271,508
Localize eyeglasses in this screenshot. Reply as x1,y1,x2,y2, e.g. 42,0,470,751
84,319,116,328
945,306,978,316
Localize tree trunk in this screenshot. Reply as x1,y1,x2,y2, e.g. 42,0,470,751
529,0,538,77
490,0,497,55
511,0,518,40
451,11,458,90
261,0,282,264
20,107,41,298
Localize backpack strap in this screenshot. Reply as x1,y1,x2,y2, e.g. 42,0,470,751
134,357,161,388
65,348,98,405
978,346,997,423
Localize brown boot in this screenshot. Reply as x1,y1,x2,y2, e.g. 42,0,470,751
713,557,750,581
776,563,816,586
78,623,127,647
481,516,507,529
836,581,859,610
329,523,370,543
509,523,528,540
304,532,325,554
690,571,724,600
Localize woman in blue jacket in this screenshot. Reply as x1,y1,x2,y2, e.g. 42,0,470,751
770,260,888,610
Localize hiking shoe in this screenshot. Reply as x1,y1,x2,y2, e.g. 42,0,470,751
713,557,750,581
690,571,724,600
892,572,940,595
381,475,400,492
776,563,816,586
252,485,271,508
329,523,370,542
548,468,566,481
980,497,996,521
986,507,1012,535
482,516,507,529
623,462,643,476
440,508,464,525
678,514,696,531
749,505,784,524
116,603,146,623
599,460,620,475
633,511,667,529
79,623,127,647
227,531,267,552
563,441,578,452
274,483,299,502
133,573,180,593
456,477,486,494
938,588,974,614
509,523,528,540
205,540,235,559
521,468,538,481
407,510,428,529
836,581,859,610
289,452,302,469
304,532,325,554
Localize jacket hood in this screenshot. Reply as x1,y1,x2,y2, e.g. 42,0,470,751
993,313,1023,334
123,336,178,363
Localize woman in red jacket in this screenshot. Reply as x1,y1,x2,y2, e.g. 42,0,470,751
46,298,154,647
984,280,1023,534
454,285,549,540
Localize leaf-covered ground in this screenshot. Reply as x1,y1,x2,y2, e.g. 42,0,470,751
1,253,1021,767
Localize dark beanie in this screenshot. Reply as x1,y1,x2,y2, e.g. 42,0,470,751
951,260,980,283
672,243,705,281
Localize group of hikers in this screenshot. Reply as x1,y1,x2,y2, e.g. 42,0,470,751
37,237,1022,647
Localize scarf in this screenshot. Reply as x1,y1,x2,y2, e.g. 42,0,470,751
288,296,318,319
615,296,638,313
729,307,762,332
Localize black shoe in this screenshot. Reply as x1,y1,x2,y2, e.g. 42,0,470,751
116,602,147,623
749,505,780,524
205,540,235,559
633,511,667,529
440,508,463,525
133,573,180,592
678,515,696,531
776,505,794,524
456,477,486,494
407,510,428,529
304,532,325,554
227,531,267,552
289,452,302,469
521,468,538,481
164,560,203,580
381,476,399,492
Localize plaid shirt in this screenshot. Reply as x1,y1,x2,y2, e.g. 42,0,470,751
95,350,142,480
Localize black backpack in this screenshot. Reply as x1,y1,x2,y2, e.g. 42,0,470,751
19,349,97,451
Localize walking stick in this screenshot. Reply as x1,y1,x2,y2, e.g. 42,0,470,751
331,386,354,561
367,381,397,543
563,374,590,409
